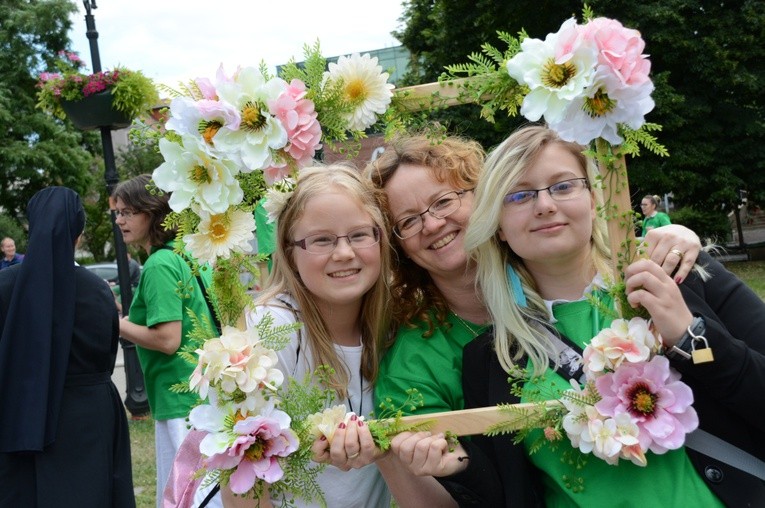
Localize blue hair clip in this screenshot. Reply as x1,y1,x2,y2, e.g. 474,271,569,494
506,264,527,307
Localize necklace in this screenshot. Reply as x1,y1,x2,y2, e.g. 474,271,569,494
451,312,484,339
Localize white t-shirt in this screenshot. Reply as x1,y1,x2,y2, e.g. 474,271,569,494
247,295,391,508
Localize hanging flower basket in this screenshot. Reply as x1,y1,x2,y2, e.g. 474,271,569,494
60,90,132,131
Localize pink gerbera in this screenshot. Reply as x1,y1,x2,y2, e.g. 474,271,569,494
594,355,698,454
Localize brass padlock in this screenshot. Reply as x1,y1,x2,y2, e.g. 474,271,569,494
691,336,714,364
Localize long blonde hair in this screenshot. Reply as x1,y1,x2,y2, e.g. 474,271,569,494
465,125,612,375
256,164,392,398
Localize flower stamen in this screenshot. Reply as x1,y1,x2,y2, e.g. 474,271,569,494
583,89,616,117
241,102,266,131
541,58,577,89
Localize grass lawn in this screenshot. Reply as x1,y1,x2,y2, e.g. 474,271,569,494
129,418,156,508
723,260,765,298
125,261,765,507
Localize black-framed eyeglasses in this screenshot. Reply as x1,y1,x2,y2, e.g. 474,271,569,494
114,209,141,220
393,190,471,239
293,226,382,255
503,178,589,207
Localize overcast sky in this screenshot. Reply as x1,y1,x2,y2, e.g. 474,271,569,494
68,1,405,90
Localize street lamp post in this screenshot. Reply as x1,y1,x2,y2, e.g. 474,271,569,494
82,0,149,417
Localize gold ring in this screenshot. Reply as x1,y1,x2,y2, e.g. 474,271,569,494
347,452,360,460
670,249,684,259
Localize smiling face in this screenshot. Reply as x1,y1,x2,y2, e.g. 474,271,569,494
1,238,16,260
114,197,152,253
384,163,474,281
498,143,595,270
291,189,382,312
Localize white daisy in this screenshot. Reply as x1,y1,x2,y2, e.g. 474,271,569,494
183,208,255,266
324,53,394,131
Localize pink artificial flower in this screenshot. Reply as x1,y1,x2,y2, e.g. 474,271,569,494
205,409,299,494
269,79,322,168
195,77,218,100
579,17,652,87
262,162,293,186
594,355,698,454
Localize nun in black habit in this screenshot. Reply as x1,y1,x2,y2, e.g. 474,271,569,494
0,187,135,507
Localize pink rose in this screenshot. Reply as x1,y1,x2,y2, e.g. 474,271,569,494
269,79,322,168
580,17,651,87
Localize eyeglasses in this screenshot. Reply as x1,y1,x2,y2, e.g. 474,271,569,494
293,226,382,255
114,209,140,220
393,190,470,239
503,178,590,207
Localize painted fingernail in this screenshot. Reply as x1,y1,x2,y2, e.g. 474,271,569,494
339,422,346,429
358,419,364,427
320,435,326,441
675,276,683,284
350,414,357,421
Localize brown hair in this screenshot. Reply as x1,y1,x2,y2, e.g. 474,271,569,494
364,134,484,337
112,174,176,247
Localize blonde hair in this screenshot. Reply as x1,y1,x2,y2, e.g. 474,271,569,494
256,163,392,398
364,134,485,337
465,125,612,375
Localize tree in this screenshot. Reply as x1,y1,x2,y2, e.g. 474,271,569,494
395,0,765,211
0,0,98,221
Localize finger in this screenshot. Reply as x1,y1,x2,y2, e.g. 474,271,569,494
328,423,348,463
311,436,330,463
343,415,361,460
355,419,378,460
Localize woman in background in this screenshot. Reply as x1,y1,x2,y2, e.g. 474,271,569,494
640,194,671,236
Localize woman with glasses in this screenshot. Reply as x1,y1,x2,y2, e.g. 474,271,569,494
351,133,705,505
113,174,221,508
400,125,765,506
220,163,392,507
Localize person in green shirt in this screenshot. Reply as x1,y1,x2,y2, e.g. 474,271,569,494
640,194,671,236
404,125,765,507
112,174,221,508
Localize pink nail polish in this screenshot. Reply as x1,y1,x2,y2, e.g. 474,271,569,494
339,422,346,429
320,435,326,441
358,419,364,427
350,414,357,421
675,275,683,284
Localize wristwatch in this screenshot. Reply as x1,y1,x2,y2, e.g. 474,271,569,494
664,316,706,361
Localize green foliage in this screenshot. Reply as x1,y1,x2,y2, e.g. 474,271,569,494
367,389,434,451
670,207,732,243
0,214,26,251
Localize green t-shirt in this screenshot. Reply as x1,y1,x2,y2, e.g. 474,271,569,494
129,241,213,420
375,312,488,415
641,211,671,236
522,294,722,507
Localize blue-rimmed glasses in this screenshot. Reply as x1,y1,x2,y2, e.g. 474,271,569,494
393,190,471,239
503,178,589,207
293,226,382,255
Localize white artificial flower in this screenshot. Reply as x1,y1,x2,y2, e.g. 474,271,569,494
214,67,288,171
153,136,243,214
183,208,255,266
550,68,655,145
324,53,394,131
262,178,296,224
506,18,598,125
306,405,362,444
583,317,657,376
165,96,241,147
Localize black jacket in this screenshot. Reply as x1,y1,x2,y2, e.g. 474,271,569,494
439,252,765,507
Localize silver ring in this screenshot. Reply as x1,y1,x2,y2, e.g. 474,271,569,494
347,452,360,460
670,249,684,259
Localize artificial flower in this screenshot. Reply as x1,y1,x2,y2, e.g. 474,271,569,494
594,355,698,453
306,405,360,444
506,18,597,125
183,208,256,266
269,79,322,169
579,17,652,87
583,317,657,376
262,178,297,224
214,67,288,171
165,96,241,146
324,53,394,131
153,136,244,215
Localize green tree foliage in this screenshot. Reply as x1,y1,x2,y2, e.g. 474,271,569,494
396,0,765,213
0,0,97,222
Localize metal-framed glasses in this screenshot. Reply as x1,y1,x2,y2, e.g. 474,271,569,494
393,190,470,239
293,226,382,255
114,209,140,220
503,178,590,207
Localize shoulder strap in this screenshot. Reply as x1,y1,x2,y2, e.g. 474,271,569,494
275,295,303,376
